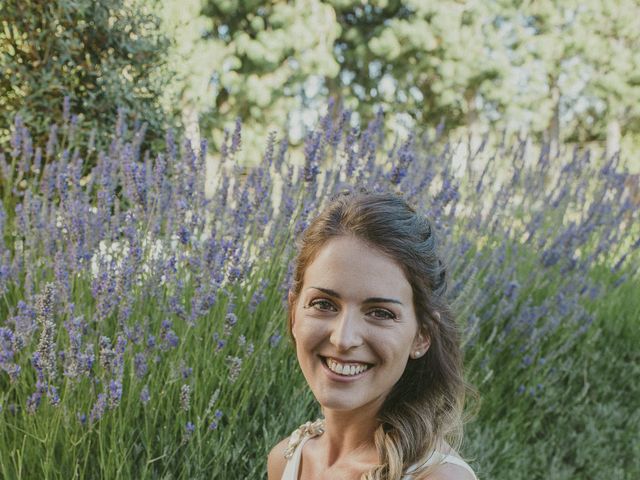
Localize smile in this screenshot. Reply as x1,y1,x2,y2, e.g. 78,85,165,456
320,356,373,377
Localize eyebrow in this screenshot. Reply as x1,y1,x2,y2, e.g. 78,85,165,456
307,287,404,306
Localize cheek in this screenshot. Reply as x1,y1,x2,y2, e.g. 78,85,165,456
382,336,413,365
292,318,320,349
291,314,313,348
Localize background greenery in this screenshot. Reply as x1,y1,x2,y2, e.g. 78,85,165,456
165,0,640,166
0,1,639,479
0,0,179,155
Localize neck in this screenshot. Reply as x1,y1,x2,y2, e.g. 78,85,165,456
318,403,382,468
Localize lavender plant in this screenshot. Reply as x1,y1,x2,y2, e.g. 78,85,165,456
0,101,638,479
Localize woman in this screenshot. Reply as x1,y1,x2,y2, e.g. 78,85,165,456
268,188,478,480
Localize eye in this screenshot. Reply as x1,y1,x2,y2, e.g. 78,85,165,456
306,300,396,320
307,299,336,311
368,308,396,320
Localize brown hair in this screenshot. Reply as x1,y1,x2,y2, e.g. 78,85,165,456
287,187,475,479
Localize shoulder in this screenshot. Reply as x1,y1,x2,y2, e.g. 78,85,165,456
267,436,290,480
413,442,476,480
414,463,476,480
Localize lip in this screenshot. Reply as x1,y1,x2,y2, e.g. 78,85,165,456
321,355,374,366
319,355,373,383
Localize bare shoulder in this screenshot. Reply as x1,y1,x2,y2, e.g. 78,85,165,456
415,463,476,480
415,442,476,480
267,436,290,480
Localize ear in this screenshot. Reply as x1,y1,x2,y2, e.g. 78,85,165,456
411,329,431,359
288,290,297,338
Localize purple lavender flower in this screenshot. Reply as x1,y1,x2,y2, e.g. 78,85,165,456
181,365,193,379
504,281,520,300
108,379,123,409
114,335,127,376
168,294,187,321
35,283,57,379
180,384,191,411
178,225,190,245
223,312,237,337
62,315,92,380
48,385,60,406
44,123,59,158
613,275,627,288
27,389,43,414
226,356,242,383
303,130,323,184
249,280,268,314
90,393,107,424
160,321,179,350
140,385,150,405
99,336,115,373
182,421,196,442
134,352,148,379
0,327,21,382
269,333,282,348
19,127,33,175
230,117,242,155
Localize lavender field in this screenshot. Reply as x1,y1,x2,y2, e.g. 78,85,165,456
0,105,638,479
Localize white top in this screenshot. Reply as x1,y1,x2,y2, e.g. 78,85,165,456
281,419,478,480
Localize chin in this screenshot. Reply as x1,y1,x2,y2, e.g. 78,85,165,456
314,391,383,414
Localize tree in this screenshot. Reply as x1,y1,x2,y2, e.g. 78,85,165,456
198,0,511,147
503,0,640,156
196,0,640,162
329,1,511,133
572,0,640,157
0,0,179,155
199,0,341,150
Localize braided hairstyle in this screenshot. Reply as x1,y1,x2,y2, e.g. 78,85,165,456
287,186,474,479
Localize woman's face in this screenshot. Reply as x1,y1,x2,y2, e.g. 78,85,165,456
290,235,430,414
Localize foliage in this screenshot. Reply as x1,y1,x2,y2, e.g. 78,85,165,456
0,0,179,157
196,0,640,156
501,0,640,153
0,104,638,478
199,0,508,140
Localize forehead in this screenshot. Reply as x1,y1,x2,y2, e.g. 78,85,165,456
303,236,412,300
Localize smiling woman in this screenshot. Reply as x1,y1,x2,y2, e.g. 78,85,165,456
268,187,478,480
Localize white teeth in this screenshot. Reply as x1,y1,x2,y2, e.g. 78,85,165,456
326,358,370,376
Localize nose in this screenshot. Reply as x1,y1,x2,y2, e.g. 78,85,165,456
330,307,363,351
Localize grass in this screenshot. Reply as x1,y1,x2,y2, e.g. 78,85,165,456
463,265,640,480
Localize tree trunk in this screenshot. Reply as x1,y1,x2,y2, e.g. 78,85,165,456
606,118,621,160
462,90,480,177
546,77,561,157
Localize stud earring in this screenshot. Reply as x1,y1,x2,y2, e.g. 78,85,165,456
414,350,421,358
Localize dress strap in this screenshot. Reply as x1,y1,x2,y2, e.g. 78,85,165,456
437,455,478,478
283,418,325,460
404,451,478,480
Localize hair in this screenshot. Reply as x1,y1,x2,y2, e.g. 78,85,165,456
287,186,477,479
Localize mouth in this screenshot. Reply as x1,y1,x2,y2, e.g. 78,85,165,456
319,355,374,380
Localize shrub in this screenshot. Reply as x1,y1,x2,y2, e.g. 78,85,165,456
0,0,178,156
0,104,638,478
